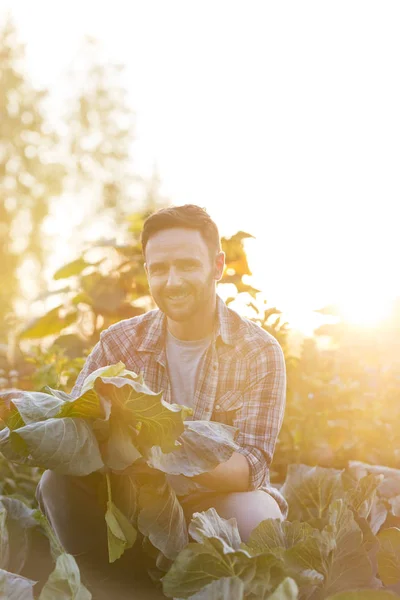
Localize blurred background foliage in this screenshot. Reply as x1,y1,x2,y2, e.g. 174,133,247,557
1,17,400,507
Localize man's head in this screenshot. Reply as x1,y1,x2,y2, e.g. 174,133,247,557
141,204,225,324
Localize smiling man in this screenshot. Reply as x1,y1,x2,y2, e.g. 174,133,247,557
37,204,287,567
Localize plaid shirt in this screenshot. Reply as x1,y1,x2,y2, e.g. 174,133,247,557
72,295,288,517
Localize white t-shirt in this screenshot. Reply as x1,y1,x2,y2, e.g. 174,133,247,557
166,329,212,408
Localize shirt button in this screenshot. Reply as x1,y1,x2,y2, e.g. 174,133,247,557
215,404,221,410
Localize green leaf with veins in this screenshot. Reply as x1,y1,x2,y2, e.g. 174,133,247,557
162,536,278,599
5,406,25,431
111,469,139,523
0,497,37,575
138,472,189,559
53,390,105,420
280,464,344,525
10,392,65,424
38,553,92,599
316,499,374,597
105,474,137,563
162,509,283,598
80,361,140,394
189,508,241,550
101,414,142,471
0,428,35,466
267,577,299,600
0,507,9,569
182,576,246,599
0,569,35,600
243,518,324,592
376,527,400,585
11,418,104,475
343,473,383,520
146,420,239,476
105,501,137,563
95,376,191,453
326,591,400,600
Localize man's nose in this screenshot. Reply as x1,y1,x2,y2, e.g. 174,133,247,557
166,267,182,288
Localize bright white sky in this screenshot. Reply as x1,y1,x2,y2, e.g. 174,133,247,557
2,0,400,335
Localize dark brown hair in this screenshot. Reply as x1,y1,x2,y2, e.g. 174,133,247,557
141,204,221,257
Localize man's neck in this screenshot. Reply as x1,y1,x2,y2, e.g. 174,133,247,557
166,296,217,341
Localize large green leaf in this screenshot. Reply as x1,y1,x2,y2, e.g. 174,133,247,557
11,418,104,475
326,591,400,599
0,569,35,600
244,519,324,592
318,500,374,597
53,257,94,280
138,474,189,559
4,407,25,431
105,500,137,563
162,541,238,598
245,519,316,556
95,376,191,453
184,576,245,599
166,473,206,497
0,497,37,575
80,362,128,394
54,390,105,421
0,507,9,569
377,527,400,585
38,553,92,599
0,428,35,466
102,415,142,471
111,469,139,523
19,306,77,339
280,464,344,524
162,538,277,599
189,508,241,551
267,578,299,600
344,473,383,520
146,421,239,476
11,392,64,423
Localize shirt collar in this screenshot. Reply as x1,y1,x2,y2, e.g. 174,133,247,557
136,294,235,354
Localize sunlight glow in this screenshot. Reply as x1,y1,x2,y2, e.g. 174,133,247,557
337,294,394,328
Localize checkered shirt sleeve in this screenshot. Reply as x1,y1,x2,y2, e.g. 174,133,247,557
232,337,286,491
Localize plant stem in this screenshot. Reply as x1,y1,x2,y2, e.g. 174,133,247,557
34,509,65,558
106,471,112,504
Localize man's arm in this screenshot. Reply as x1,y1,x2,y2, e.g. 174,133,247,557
192,451,250,492
194,336,286,493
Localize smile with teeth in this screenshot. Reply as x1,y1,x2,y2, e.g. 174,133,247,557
167,291,191,300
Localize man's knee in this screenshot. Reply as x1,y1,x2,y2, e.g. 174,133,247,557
36,470,59,515
35,470,107,556
212,490,283,542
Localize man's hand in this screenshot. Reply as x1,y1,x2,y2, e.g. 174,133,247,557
191,452,250,493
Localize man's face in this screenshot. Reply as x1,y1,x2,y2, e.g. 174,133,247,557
144,228,224,322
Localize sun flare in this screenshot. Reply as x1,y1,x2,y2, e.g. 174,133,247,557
337,294,394,328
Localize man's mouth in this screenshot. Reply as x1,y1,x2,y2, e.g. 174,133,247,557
166,291,191,301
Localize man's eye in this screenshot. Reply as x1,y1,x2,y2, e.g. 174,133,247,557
151,266,166,274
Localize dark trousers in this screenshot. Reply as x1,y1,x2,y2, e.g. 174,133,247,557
36,470,282,597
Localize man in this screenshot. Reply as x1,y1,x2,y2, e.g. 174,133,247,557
37,204,287,569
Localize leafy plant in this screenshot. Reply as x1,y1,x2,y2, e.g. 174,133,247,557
0,362,239,566
0,495,91,599
162,464,400,599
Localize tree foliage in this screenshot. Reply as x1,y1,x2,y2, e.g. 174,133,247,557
0,19,64,341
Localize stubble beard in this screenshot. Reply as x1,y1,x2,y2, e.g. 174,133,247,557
156,272,215,323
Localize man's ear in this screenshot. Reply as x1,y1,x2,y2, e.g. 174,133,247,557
214,251,225,281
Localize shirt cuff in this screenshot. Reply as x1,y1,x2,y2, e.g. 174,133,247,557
235,446,269,491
